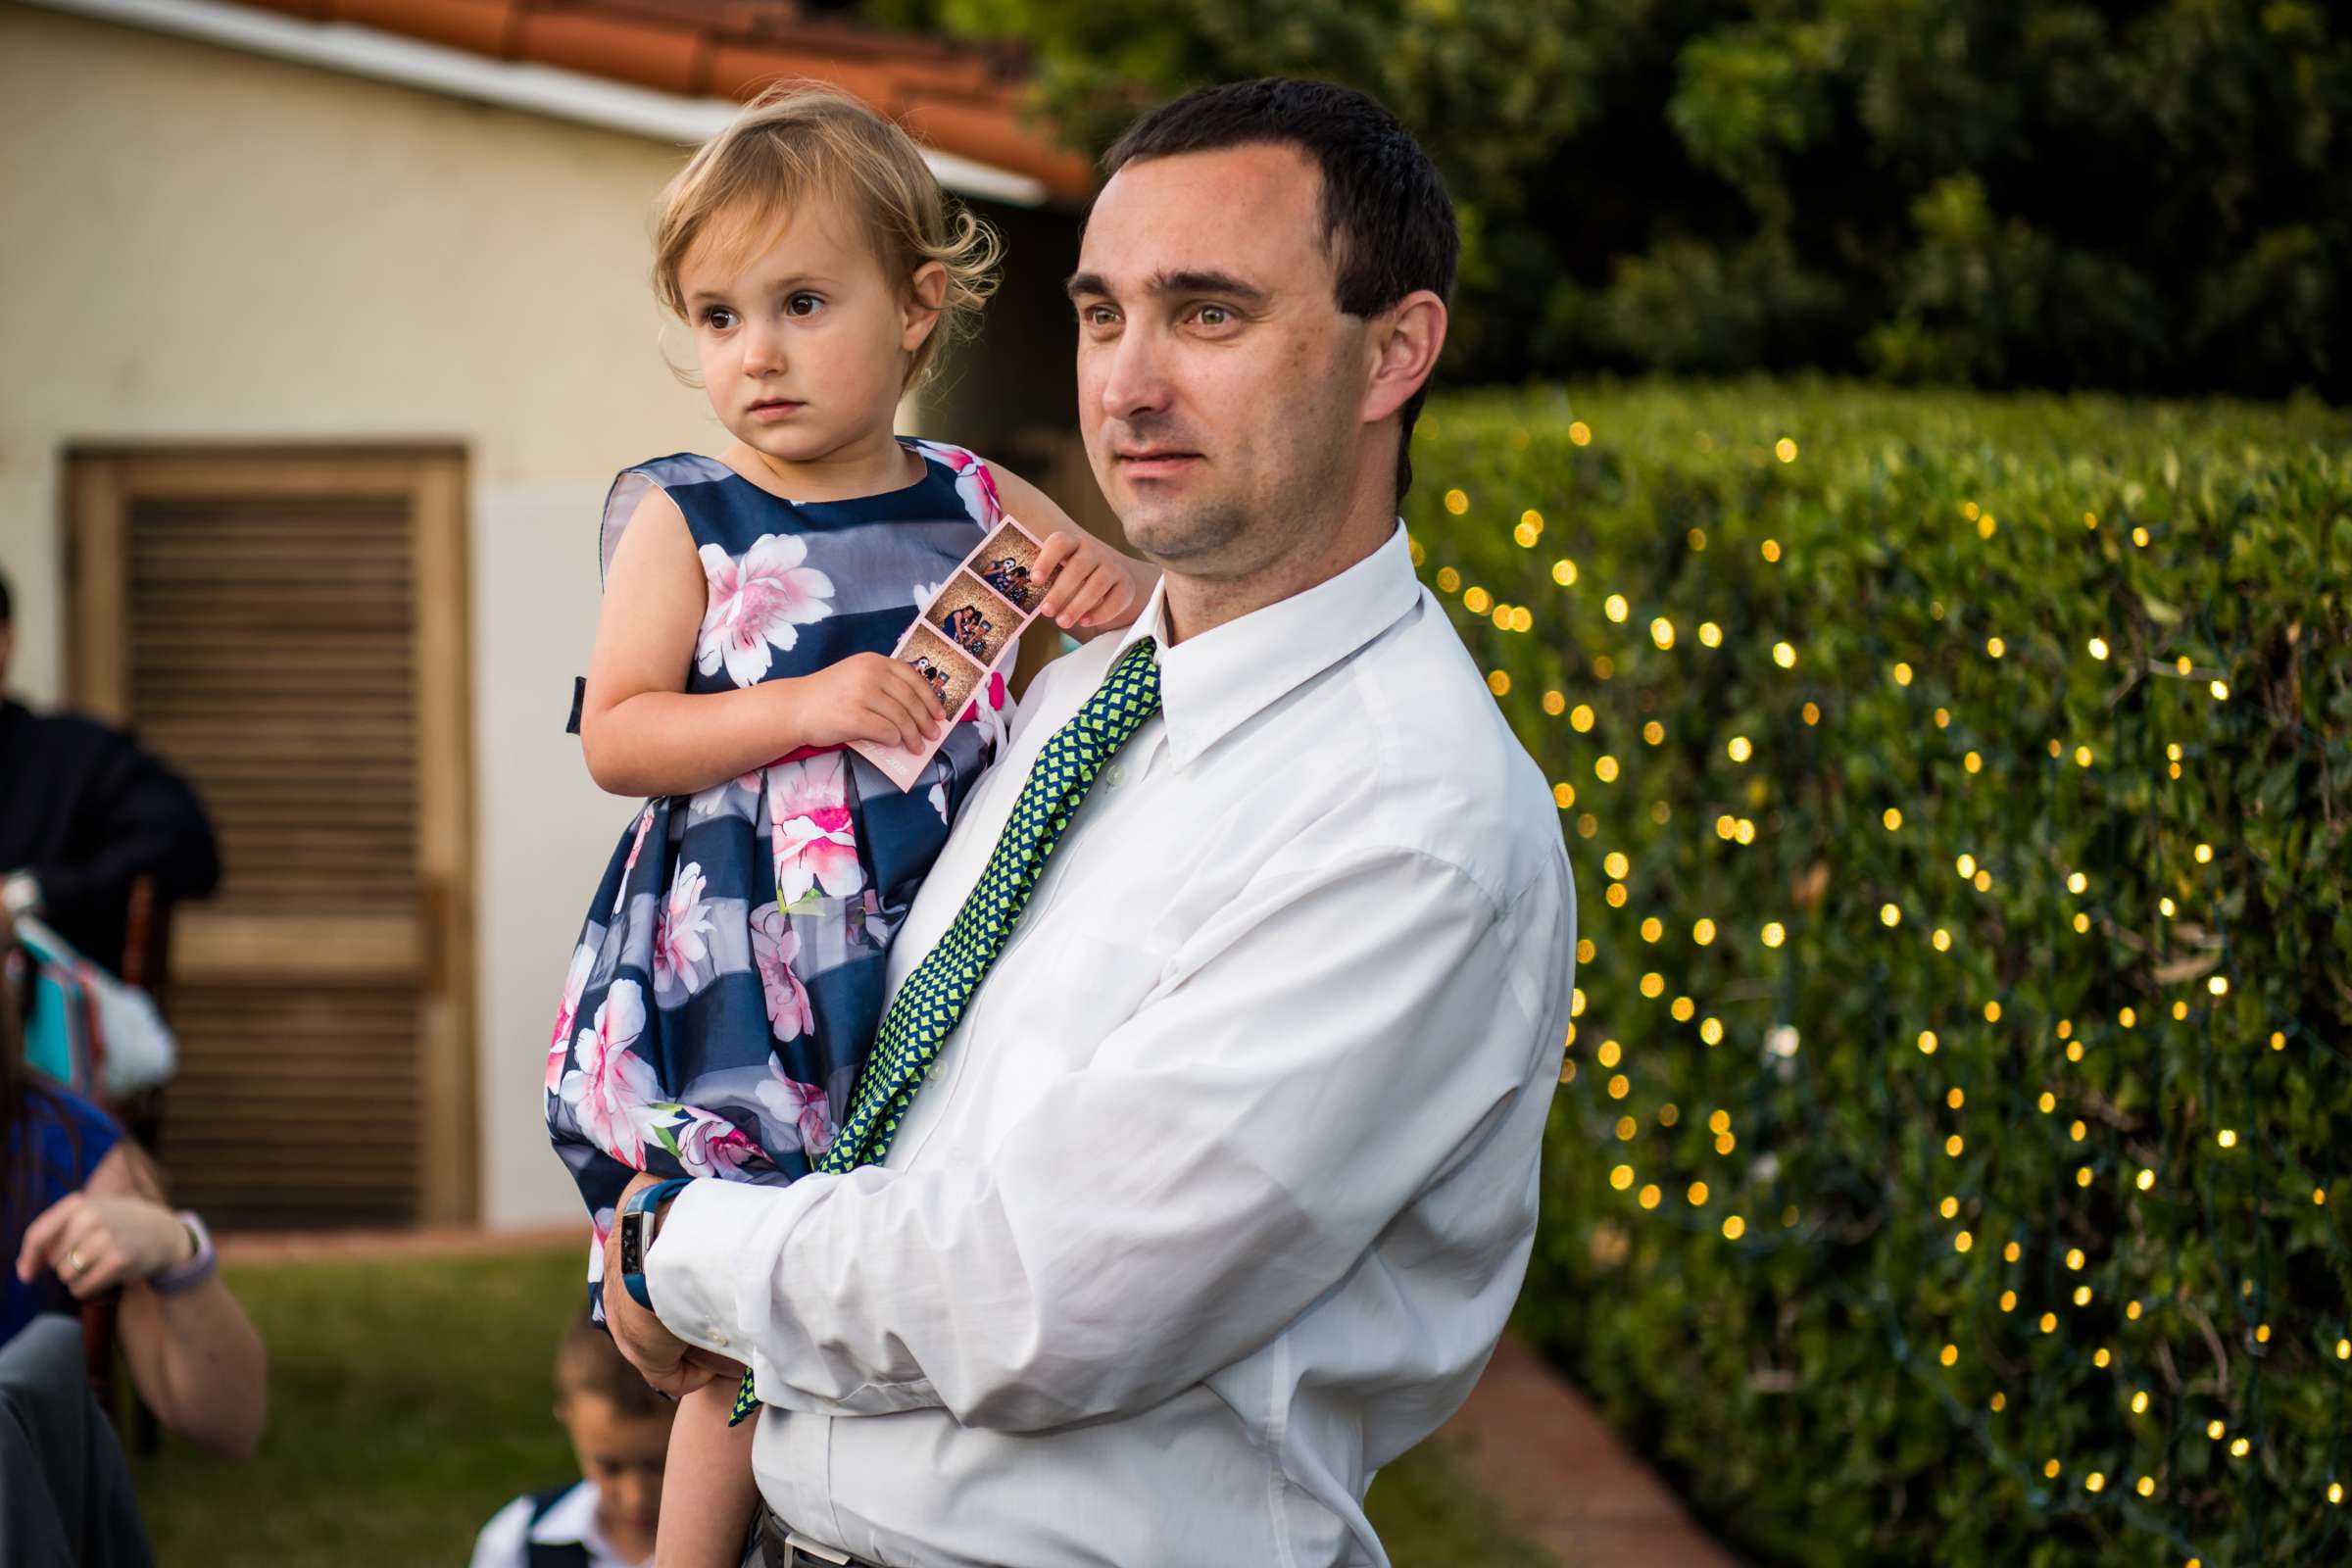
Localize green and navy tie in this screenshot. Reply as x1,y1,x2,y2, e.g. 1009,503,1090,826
730,636,1163,1423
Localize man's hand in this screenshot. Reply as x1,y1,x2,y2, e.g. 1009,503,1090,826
602,1171,740,1398
1033,531,1148,632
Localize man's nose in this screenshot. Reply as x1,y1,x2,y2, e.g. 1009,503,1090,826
1097,323,1170,423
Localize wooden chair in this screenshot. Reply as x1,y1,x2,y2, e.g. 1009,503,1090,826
78,875,176,1453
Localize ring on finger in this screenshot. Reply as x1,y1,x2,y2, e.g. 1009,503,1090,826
68,1247,88,1276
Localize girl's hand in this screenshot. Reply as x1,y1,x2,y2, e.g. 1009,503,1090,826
783,654,952,751
15,1191,195,1298
1034,530,1147,632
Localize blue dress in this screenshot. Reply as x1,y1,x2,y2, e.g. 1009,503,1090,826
545,440,1013,1276
2,1085,122,1343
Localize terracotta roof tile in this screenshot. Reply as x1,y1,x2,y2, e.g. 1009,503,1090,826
219,0,1094,202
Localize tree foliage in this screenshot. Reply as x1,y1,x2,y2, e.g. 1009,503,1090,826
875,0,2348,400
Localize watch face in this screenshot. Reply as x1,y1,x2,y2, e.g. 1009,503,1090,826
619,1211,647,1279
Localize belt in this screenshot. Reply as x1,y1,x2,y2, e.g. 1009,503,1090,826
758,1510,887,1568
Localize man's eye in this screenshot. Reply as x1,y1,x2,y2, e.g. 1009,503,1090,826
1197,306,1230,327
1080,306,1117,328
786,293,824,317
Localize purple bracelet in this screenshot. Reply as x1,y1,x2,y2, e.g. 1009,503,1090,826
148,1210,217,1297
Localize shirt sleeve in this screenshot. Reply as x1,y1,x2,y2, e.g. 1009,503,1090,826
467,1494,533,1568
648,845,1559,1432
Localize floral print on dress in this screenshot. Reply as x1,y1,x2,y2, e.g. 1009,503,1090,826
913,439,1004,530
548,941,597,1093
698,532,835,687
750,903,813,1043
561,980,660,1168
770,753,864,906
757,1059,834,1159
669,1108,762,1179
653,861,715,999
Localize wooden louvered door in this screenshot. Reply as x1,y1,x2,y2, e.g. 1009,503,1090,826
65,451,476,1230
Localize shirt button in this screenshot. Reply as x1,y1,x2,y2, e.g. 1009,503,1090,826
1105,763,1126,787
708,1328,729,1347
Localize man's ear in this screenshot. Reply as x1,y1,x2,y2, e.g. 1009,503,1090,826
1361,290,1448,425
902,261,951,353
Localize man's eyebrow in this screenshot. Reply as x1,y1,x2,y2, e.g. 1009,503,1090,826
1064,270,1270,304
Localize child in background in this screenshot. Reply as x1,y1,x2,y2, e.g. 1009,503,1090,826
470,1310,676,1568
545,84,1152,1564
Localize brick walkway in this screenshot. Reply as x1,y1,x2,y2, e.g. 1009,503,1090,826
1442,1334,1742,1568
219,1226,1741,1567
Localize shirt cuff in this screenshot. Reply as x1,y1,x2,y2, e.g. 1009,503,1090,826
644,1175,820,1365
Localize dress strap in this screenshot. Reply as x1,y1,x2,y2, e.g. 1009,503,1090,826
906,439,1004,530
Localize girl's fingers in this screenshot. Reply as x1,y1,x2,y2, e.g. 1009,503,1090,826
890,662,950,734
864,699,921,753
1032,532,1077,583
1065,573,1123,628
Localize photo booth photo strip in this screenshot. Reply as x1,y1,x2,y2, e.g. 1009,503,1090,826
851,514,1050,792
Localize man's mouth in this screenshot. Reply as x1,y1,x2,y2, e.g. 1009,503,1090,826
1116,448,1201,474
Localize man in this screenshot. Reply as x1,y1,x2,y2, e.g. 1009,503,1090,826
0,569,220,973
605,78,1577,1566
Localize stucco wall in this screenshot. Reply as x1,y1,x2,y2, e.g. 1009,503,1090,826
0,2,982,1224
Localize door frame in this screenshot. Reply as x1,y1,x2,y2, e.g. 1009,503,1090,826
63,446,480,1227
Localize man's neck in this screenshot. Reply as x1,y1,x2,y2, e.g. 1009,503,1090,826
1158,509,1395,647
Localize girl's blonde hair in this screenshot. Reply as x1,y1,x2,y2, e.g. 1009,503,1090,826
652,83,1003,391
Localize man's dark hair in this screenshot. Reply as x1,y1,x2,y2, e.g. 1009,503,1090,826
1102,77,1459,505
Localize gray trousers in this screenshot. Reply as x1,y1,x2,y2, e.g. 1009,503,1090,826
0,1314,155,1568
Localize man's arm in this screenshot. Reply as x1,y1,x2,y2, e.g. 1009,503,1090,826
649,845,1563,1432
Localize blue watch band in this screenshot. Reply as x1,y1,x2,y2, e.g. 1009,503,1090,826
620,1178,693,1310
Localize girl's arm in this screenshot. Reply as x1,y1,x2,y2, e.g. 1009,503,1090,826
655,1380,761,1568
579,488,943,798
990,466,1161,642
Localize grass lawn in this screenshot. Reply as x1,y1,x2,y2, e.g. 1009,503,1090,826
127,1243,1560,1567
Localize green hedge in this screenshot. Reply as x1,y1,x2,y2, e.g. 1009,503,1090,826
1401,381,2352,1568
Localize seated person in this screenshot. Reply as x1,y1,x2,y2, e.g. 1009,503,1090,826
977,555,1035,609
470,1308,676,1568
911,656,953,710
4,965,267,1460
940,603,994,659
0,568,220,977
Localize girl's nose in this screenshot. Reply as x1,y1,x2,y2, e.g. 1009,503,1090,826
742,319,787,378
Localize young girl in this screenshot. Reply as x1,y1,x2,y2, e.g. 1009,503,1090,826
544,85,1151,1565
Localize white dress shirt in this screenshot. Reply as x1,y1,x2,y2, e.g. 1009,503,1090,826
651,523,1577,1567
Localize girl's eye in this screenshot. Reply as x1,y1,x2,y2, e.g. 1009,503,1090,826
786,293,824,317
701,307,736,330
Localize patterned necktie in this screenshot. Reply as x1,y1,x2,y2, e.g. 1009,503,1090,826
729,636,1163,1423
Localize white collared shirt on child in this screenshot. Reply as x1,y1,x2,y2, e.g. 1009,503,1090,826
468,1481,648,1568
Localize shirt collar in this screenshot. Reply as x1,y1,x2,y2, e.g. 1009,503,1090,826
1113,522,1420,770
528,1481,636,1564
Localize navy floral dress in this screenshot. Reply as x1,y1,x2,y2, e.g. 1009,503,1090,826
545,440,1013,1297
